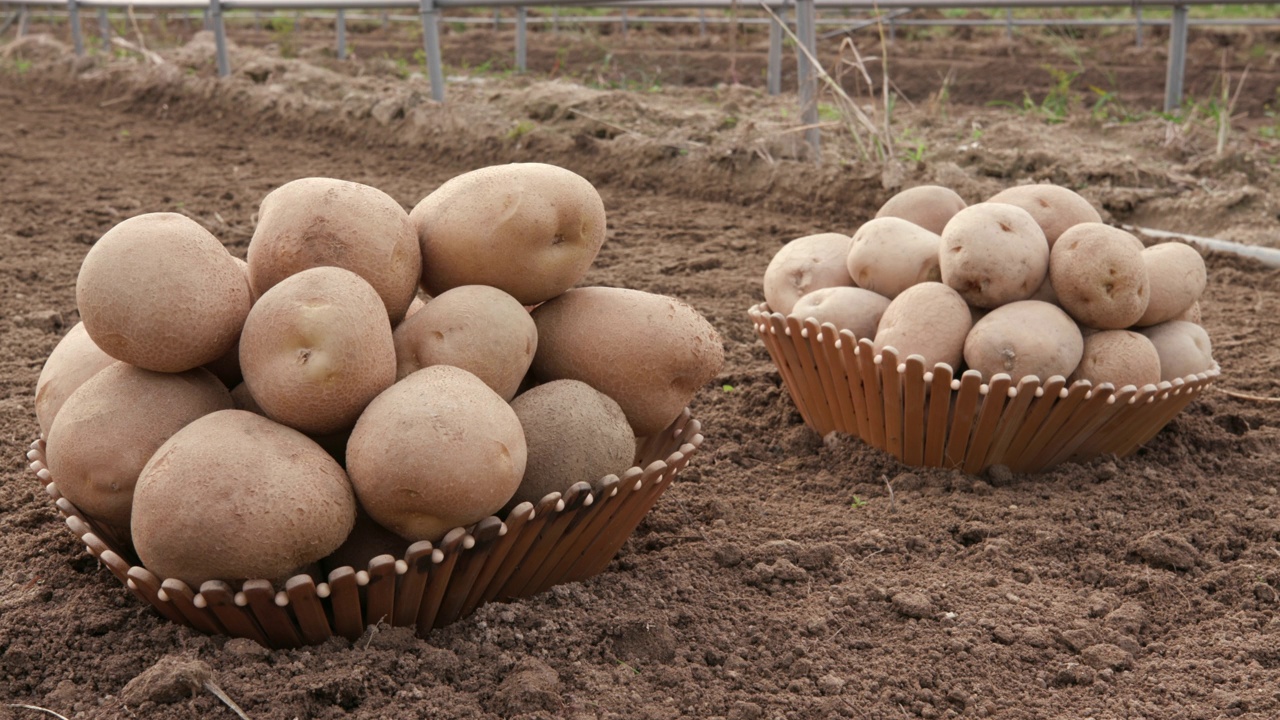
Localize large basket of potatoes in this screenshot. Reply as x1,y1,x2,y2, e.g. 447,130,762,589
749,183,1218,475
28,164,722,649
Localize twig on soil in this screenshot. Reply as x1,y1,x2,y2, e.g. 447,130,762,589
127,5,151,56
1218,389,1280,404
883,474,897,514
110,37,164,65
6,705,71,720
203,680,251,720
567,108,636,138
99,95,133,108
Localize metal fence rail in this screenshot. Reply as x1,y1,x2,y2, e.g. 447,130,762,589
3,0,1276,158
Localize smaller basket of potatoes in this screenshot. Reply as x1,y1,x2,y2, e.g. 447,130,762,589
29,163,723,649
749,183,1219,475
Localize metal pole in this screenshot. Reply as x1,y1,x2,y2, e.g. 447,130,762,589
68,0,84,56
1134,6,1143,48
1164,4,1188,112
516,6,527,71
767,5,787,96
796,0,820,160
210,0,229,77
97,7,110,51
419,0,445,102
493,8,499,30
621,7,628,37
1004,7,1013,39
203,5,211,31
552,7,559,33
336,8,346,59
18,6,30,37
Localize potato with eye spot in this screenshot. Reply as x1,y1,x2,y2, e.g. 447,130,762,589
987,184,1101,249
1069,330,1161,389
411,163,607,305
789,287,890,341
939,203,1049,309
1135,242,1206,327
392,285,536,401
963,301,1083,381
875,185,967,235
1050,223,1150,329
873,282,972,371
762,233,854,315
1140,320,1215,381
845,217,942,298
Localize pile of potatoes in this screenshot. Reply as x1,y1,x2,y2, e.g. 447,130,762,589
35,163,724,589
764,183,1215,390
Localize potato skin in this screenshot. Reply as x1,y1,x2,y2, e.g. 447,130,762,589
963,300,1083,381
131,409,356,588
509,380,635,507
873,282,973,370
1140,321,1215,381
346,366,527,543
763,233,854,316
34,322,116,439
875,185,967,235
76,212,251,373
789,287,890,341
393,285,536,401
939,203,1049,309
1069,330,1162,389
240,266,396,435
1050,223,1150,329
411,163,606,305
47,362,232,530
986,184,1101,248
248,178,421,324
1135,242,1206,327
531,287,724,436
845,217,942,299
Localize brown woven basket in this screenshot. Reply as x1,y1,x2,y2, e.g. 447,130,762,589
749,304,1219,474
25,410,703,649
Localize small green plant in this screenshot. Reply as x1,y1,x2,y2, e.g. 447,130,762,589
4,58,34,74
506,120,535,141
269,15,297,59
721,384,735,393
850,496,869,510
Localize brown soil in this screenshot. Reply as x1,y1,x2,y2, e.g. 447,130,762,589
2,23,1280,720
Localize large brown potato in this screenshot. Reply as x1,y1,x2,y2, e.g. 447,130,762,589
875,185,967,235
987,184,1101,248
393,285,536,401
845,217,942,298
247,178,421,324
1135,242,1207,327
873,282,972,371
509,380,635,507
46,362,232,530
131,409,356,587
411,163,606,305
202,256,251,388
76,212,251,373
789,287,891,341
530,287,725,436
763,233,854,316
963,300,1083,381
1070,330,1162,389
939,203,1049,309
34,322,116,438
1050,223,1150,329
240,266,396,435
346,366,527,542
1140,321,1215,381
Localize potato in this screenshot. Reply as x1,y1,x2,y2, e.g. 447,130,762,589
404,295,428,321
346,366,527,542
509,380,635,507
1177,301,1202,324
392,285,536,401
411,163,606,305
763,233,854,315
939,203,1049,309
789,287,890,341
963,301,1083,381
530,287,725,436
875,185,967,235
239,266,396,435
1050,223,1150,329
247,177,421,324
1070,330,1161,389
46,362,232,530
845,217,942,298
34,322,115,439
987,183,1101,248
1140,321,1215,381
1135,242,1207,327
76,212,251,373
202,257,251,388
873,282,972,370
131,409,356,587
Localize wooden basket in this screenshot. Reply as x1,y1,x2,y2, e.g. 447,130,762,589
749,304,1219,474
25,410,703,649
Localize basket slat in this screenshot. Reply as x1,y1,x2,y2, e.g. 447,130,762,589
285,575,333,645
1010,382,1093,473
943,372,985,467
242,579,302,649
982,376,1043,468
325,568,365,641
434,517,506,627
922,365,956,467
880,347,906,461
126,566,188,628
417,528,469,632
391,541,436,627
820,325,859,435
161,579,226,636
837,331,873,442
199,581,270,647
458,505,533,619
856,339,886,451
962,375,1013,475
786,315,837,435
901,356,928,467
363,555,399,629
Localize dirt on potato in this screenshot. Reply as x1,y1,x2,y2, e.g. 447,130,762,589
1,18,1279,720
